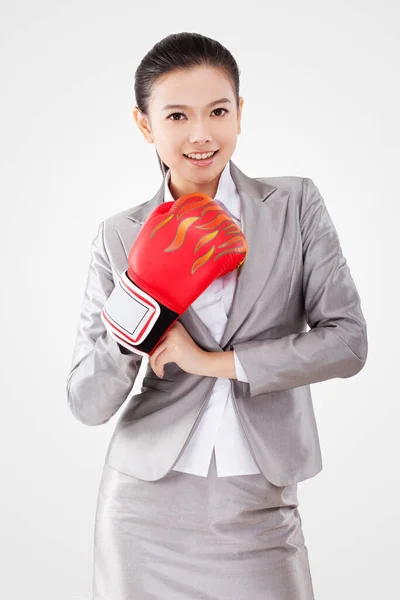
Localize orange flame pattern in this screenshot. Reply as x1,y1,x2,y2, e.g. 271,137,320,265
149,194,247,275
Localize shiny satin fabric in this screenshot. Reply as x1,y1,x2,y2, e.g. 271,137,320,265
93,448,315,600
66,159,368,485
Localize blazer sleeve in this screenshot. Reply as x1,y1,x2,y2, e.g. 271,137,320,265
230,177,368,398
66,221,143,425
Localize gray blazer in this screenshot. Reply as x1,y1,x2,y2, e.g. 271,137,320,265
66,160,368,485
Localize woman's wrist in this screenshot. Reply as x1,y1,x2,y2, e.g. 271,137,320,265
194,350,237,379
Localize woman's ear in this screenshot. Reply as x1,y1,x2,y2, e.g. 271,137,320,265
237,97,244,135
132,106,154,144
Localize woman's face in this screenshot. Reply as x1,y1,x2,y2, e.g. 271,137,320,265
133,65,243,198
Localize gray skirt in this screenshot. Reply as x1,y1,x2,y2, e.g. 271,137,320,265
93,448,315,599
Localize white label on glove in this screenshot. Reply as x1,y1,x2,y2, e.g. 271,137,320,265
101,271,161,347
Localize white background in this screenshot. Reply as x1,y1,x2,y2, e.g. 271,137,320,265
1,1,398,598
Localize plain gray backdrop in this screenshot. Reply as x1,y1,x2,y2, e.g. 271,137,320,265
1,1,398,598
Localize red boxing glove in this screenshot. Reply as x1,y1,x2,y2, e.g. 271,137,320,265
101,192,247,356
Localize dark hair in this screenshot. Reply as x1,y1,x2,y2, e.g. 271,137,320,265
133,32,241,177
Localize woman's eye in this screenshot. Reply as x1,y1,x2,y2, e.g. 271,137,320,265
167,108,228,121
212,108,228,117
168,113,185,121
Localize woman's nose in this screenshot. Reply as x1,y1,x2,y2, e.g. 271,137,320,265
189,126,212,145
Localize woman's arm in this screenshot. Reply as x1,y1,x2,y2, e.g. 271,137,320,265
195,350,249,381
229,177,368,398
66,221,143,425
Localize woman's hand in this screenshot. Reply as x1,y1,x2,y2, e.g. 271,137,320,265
149,321,207,378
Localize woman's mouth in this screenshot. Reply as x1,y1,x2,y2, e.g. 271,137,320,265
183,149,219,167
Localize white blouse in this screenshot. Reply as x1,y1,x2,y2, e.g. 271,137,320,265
163,162,261,477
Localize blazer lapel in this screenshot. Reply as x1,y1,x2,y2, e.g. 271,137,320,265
125,160,289,351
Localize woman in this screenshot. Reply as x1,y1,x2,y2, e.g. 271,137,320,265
67,32,368,599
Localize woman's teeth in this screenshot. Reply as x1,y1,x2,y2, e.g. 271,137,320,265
184,150,217,160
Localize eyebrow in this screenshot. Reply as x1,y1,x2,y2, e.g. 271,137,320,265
161,97,232,111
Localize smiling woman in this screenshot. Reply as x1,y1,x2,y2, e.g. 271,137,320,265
66,29,368,600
